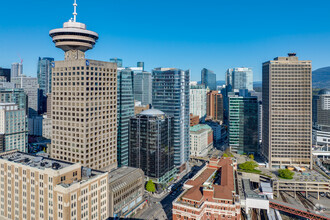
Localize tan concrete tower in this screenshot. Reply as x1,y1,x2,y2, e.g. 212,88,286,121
262,53,312,169
49,0,117,170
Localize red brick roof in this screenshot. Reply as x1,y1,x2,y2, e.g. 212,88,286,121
182,157,235,202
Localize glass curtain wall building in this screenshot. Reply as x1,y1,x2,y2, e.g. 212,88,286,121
226,68,253,91
37,57,54,95
134,72,152,105
201,68,216,90
0,88,28,115
152,68,190,170
313,89,330,132
110,58,123,68
117,68,135,167
0,68,11,82
129,109,175,184
229,90,258,154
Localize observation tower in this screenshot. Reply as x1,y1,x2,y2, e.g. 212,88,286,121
49,0,99,60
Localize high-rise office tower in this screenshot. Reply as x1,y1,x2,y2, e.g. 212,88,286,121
206,90,223,123
49,1,117,170
37,57,54,95
262,53,312,169
201,68,216,90
226,67,253,91
221,85,232,125
152,68,190,171
11,76,40,117
0,103,27,152
110,58,123,68
129,109,175,184
28,115,44,136
11,63,23,78
0,68,11,82
312,89,330,156
313,89,330,132
190,84,207,119
137,61,144,71
134,71,152,105
258,101,263,144
117,68,134,167
229,90,258,154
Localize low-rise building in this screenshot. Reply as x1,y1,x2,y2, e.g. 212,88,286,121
190,124,213,157
0,150,109,220
108,166,146,218
172,157,241,220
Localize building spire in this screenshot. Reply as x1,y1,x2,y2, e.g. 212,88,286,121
73,0,77,22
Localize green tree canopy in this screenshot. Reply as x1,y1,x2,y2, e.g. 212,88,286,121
239,161,258,172
223,153,228,157
249,154,254,160
278,169,294,179
146,180,156,192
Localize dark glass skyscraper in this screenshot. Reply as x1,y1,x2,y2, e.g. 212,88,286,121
152,68,190,170
201,68,216,90
129,109,175,184
0,68,11,82
117,68,135,167
137,62,144,71
313,89,330,132
229,90,258,154
37,57,54,95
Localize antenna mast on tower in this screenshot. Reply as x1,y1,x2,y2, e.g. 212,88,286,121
73,0,77,22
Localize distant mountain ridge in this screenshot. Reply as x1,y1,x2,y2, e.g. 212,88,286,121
312,67,330,89
196,80,262,88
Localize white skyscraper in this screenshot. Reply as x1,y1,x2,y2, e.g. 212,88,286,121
190,84,207,119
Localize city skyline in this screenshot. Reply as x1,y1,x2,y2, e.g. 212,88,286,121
1,0,330,81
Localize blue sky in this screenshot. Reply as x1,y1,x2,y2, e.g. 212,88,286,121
0,0,330,81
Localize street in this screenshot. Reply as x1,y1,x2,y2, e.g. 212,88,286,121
135,162,206,220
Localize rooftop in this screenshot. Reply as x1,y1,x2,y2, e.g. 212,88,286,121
242,178,267,199
274,170,329,183
179,158,236,204
139,108,165,116
0,151,72,171
190,124,212,133
108,166,144,192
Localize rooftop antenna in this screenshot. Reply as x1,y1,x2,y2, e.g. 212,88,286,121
73,0,77,22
